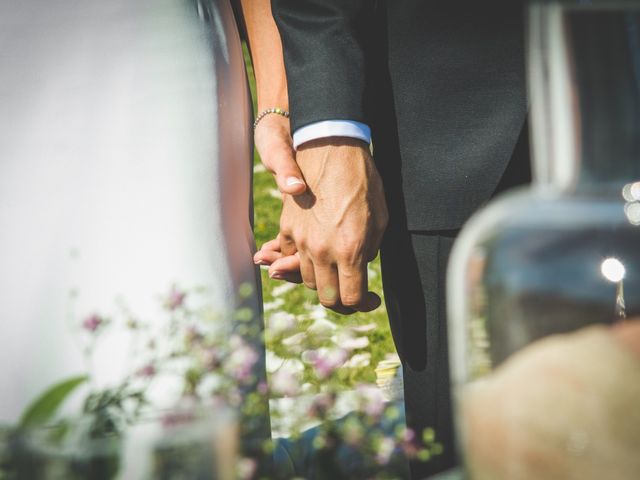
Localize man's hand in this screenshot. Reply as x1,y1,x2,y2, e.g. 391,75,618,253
254,113,306,195
279,137,388,313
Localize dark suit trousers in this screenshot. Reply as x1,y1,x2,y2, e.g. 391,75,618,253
380,126,531,479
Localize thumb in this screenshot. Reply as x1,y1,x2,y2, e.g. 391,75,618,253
268,149,307,196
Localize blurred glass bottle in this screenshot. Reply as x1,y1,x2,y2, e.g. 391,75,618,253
448,0,640,478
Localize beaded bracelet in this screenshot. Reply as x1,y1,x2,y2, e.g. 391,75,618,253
253,107,290,130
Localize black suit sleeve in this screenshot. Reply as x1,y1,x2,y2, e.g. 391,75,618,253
271,0,373,133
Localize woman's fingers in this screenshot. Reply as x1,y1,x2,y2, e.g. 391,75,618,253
268,255,303,284
257,234,380,313
254,249,282,266
262,237,282,253
254,116,307,196
254,237,283,265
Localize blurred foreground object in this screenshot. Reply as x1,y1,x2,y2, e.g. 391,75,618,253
448,0,640,477
463,322,640,480
0,0,262,423
0,0,269,476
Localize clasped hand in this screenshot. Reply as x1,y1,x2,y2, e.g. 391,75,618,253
254,116,388,314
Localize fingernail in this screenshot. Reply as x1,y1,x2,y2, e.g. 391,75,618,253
286,177,305,187
254,259,267,265
270,271,282,279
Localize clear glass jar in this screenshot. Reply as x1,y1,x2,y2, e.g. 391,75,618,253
4,406,237,480
448,1,640,478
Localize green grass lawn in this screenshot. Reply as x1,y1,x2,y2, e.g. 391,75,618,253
245,47,398,389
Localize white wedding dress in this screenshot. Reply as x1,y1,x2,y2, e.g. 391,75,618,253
0,0,261,424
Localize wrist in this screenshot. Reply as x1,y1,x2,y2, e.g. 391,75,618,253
298,136,370,151
256,87,289,113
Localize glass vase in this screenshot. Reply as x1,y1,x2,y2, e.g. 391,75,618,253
447,1,640,478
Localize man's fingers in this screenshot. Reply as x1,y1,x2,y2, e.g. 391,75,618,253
338,263,382,312
359,292,383,312
299,252,317,290
315,264,340,308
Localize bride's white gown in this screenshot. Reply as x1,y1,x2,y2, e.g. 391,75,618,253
0,0,261,424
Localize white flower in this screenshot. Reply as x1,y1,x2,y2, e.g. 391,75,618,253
237,457,257,480
307,318,337,338
301,349,319,364
333,332,370,350
267,311,296,334
344,352,371,369
265,351,286,374
351,323,376,334
306,304,329,321
272,282,297,297
282,332,306,347
271,361,303,397
356,385,387,417
264,298,285,312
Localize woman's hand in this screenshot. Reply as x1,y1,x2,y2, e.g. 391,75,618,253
254,235,303,284
254,113,306,196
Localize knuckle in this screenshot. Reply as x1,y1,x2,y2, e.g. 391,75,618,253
341,293,363,308
338,232,362,250
310,243,331,262
279,219,293,237
336,242,363,265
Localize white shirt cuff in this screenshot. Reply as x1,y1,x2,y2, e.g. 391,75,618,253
292,120,372,150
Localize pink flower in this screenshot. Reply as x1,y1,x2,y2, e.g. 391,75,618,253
271,364,302,397
82,314,104,332
356,385,386,417
165,285,186,311
401,428,416,443
161,410,195,429
226,336,259,383
136,364,156,378
257,381,269,395
312,348,348,380
399,428,419,457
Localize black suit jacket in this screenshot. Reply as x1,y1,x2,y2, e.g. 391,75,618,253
272,0,527,231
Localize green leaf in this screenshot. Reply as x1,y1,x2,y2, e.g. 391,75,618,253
19,375,88,428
